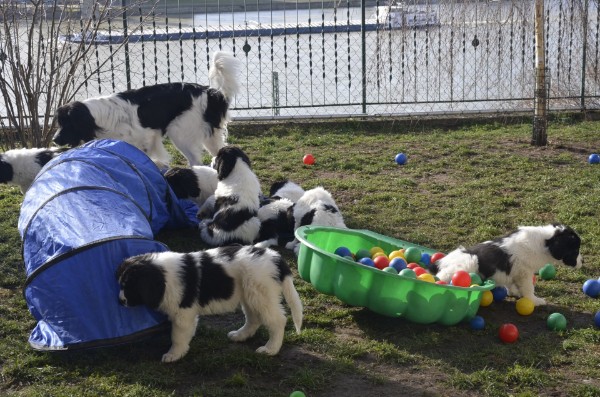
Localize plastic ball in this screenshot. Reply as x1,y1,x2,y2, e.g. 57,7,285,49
538,264,557,280
290,392,306,397
334,246,352,257
435,280,448,285
451,270,472,288
547,313,567,331
372,251,387,260
588,153,600,164
470,316,485,330
355,248,371,260
383,266,398,275
480,290,493,307
413,267,427,277
418,273,435,283
390,257,407,272
358,257,375,267
370,246,385,256
594,311,600,328
395,152,407,165
303,154,315,165
498,323,519,343
469,272,483,286
404,247,422,264
430,252,445,264
582,279,600,298
420,253,431,267
373,255,390,270
343,255,355,262
515,297,535,316
388,250,405,260
399,268,417,279
491,286,508,302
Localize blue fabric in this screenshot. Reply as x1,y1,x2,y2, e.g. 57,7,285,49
18,139,197,350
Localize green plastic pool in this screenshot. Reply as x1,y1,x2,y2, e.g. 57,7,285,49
295,226,495,325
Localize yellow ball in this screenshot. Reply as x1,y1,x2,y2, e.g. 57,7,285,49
480,290,493,307
370,246,385,256
418,273,435,283
516,297,535,316
388,250,405,260
372,251,387,259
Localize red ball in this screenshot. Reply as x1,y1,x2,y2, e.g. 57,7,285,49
373,255,390,270
303,154,315,165
451,270,472,287
413,267,427,276
406,262,419,269
430,252,445,264
435,280,448,285
499,323,519,343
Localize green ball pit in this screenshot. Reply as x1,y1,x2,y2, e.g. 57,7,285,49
295,226,495,325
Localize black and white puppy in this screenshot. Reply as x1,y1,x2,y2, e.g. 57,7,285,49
164,165,218,212
117,245,303,362
53,51,241,168
285,186,347,254
429,224,583,306
199,146,262,246
0,147,66,193
255,180,305,248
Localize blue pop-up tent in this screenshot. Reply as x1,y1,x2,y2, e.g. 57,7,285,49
18,139,198,351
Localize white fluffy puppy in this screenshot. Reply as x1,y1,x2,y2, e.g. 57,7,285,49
255,180,305,248
164,165,218,212
0,147,66,193
199,146,261,246
429,224,583,306
285,186,347,254
117,245,303,362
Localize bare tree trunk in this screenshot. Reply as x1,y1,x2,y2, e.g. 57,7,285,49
532,0,547,147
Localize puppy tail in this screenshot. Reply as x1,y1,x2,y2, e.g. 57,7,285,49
282,276,303,334
209,51,241,102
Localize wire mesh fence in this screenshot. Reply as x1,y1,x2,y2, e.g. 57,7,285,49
1,0,599,124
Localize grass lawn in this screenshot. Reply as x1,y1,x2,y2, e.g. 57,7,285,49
1,117,600,397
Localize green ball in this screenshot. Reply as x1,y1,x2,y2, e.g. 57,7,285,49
404,247,422,264
290,392,306,397
399,268,417,279
383,266,398,274
547,312,567,331
539,264,557,280
469,272,483,286
355,248,371,260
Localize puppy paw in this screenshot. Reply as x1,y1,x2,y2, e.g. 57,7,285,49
533,297,547,306
161,347,189,363
228,330,249,342
256,345,279,355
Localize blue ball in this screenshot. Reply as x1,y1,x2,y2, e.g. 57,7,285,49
595,311,600,328
491,286,508,302
470,316,485,330
395,153,407,165
582,279,600,298
420,253,431,267
334,246,352,257
358,257,375,267
589,153,600,164
390,257,407,272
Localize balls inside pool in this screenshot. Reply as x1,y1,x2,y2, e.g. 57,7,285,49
515,297,535,316
334,246,352,257
430,252,445,264
358,257,375,267
355,248,371,260
395,152,407,165
373,255,390,270
547,312,567,331
388,250,405,260
399,268,417,278
420,253,431,267
469,272,483,286
418,273,435,283
480,290,493,307
451,270,472,288
582,279,600,298
370,246,385,256
303,154,315,165
383,266,399,274
470,316,485,330
594,311,600,328
404,247,422,264
390,257,407,272
538,264,557,280
588,153,600,164
498,323,519,343
492,286,508,302
413,267,427,277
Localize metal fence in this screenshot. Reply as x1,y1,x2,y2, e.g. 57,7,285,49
2,0,599,121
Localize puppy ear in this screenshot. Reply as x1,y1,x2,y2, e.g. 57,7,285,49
546,228,581,267
0,158,14,184
121,263,166,309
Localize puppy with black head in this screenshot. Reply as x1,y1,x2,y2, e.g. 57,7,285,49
199,145,262,246
0,147,67,193
164,165,218,212
117,245,303,362
429,224,583,306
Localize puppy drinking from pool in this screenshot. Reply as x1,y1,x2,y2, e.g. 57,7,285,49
117,245,303,362
429,224,583,306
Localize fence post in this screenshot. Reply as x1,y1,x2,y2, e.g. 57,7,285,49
272,72,280,116
121,0,131,90
532,0,547,147
361,0,367,114
581,0,589,112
